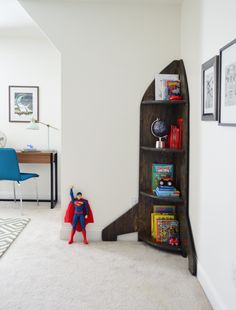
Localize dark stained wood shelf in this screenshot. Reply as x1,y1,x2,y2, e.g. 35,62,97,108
139,233,182,254
140,191,184,203
102,60,197,276
140,146,185,153
141,100,187,105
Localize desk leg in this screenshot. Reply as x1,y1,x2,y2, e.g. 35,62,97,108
55,153,58,204
50,153,54,208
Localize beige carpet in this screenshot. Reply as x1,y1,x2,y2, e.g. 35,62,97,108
0,202,212,310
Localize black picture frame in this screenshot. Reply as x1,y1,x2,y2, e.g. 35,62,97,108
201,56,219,121
9,85,39,123
219,38,236,126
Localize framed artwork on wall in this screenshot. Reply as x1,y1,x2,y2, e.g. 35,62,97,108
9,86,39,123
201,56,219,121
219,38,236,126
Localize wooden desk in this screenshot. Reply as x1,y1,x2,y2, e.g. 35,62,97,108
16,151,58,208
0,151,58,208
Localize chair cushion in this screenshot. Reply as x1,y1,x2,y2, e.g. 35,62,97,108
20,173,39,181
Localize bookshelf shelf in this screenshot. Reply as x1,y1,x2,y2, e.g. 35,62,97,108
140,191,184,203
139,233,182,253
102,60,196,276
140,146,184,153
141,100,187,105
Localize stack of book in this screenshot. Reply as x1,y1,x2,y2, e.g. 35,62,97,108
154,186,180,198
151,205,179,244
155,74,181,100
169,118,184,149
152,163,181,198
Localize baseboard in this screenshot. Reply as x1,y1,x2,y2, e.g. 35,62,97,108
60,224,102,241
198,261,225,310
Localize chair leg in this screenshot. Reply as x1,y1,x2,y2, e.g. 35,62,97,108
13,181,16,203
35,178,39,206
18,182,23,216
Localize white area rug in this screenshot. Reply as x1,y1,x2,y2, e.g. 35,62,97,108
0,218,30,257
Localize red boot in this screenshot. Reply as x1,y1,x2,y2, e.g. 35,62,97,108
82,230,88,245
68,229,76,244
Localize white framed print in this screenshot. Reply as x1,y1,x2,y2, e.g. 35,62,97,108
201,56,219,121
9,86,39,123
219,39,236,126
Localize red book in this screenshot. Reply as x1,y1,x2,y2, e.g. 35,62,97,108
174,127,180,149
170,125,175,149
169,126,180,149
177,118,184,149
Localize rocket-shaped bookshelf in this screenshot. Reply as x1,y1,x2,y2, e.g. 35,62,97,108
102,60,197,275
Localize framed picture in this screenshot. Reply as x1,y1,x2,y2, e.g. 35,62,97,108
9,86,39,123
201,56,219,121
219,39,236,126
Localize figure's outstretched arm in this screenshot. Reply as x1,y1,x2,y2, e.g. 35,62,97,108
85,201,89,216
70,187,75,203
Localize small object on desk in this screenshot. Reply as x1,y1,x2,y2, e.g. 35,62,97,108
22,149,41,152
22,144,39,152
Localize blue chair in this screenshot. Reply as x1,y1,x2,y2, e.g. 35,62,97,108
0,148,39,214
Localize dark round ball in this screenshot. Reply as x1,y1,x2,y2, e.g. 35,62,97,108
151,119,169,138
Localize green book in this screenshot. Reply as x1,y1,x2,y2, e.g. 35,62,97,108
152,164,174,191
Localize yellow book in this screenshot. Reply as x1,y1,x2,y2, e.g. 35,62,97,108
151,213,175,238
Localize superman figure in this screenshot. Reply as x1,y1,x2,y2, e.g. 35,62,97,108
64,186,94,245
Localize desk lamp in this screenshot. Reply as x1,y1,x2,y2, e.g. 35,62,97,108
27,118,58,150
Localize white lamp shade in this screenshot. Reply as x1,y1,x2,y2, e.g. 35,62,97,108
27,118,39,130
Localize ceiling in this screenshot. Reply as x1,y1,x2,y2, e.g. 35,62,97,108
0,0,44,38
0,0,183,37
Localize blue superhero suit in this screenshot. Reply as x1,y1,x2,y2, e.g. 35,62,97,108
70,188,89,231
65,188,94,245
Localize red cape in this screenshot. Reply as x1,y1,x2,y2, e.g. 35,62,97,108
64,199,94,232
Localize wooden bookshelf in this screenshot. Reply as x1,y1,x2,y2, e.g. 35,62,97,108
140,191,184,203
141,100,187,105
138,233,182,254
140,146,185,153
102,60,197,276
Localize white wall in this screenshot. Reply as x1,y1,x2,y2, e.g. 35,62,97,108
0,36,61,199
19,0,181,240
181,0,236,309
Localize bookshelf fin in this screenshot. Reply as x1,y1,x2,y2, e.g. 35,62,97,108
102,204,139,241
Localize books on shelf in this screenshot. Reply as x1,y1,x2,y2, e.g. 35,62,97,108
153,205,176,214
154,187,180,197
152,164,174,192
155,74,179,100
156,220,179,243
169,118,184,149
150,205,179,243
151,212,175,239
167,80,181,98
152,163,181,198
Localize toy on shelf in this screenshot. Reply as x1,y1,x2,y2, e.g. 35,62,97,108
168,224,180,246
169,95,183,100
64,186,94,245
169,237,179,246
151,118,169,149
